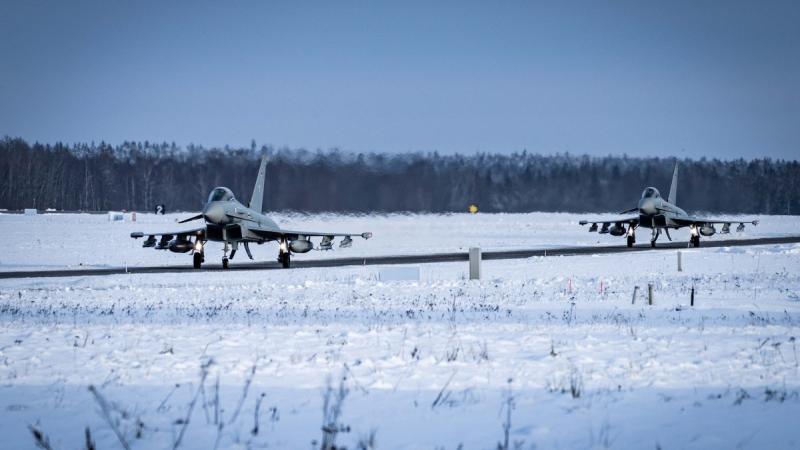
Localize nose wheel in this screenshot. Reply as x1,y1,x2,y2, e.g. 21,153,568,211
691,235,700,247
193,252,204,269
650,227,659,248
222,241,231,269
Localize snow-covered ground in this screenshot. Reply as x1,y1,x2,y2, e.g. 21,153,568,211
1,212,796,271
1,213,799,449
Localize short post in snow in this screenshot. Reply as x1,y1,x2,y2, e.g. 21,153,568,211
647,283,654,305
677,251,682,272
469,247,481,280
690,285,695,306
631,286,639,305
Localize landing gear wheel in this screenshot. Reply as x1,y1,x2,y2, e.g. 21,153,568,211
627,235,635,248
280,252,291,269
691,235,700,247
193,252,203,269
650,239,656,248
222,257,229,269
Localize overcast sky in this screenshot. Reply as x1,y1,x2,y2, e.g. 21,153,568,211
1,1,798,159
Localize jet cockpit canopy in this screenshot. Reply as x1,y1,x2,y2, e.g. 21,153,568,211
642,187,661,199
208,187,235,203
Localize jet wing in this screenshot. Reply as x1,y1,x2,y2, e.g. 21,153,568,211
130,226,205,250
671,216,759,227
247,226,372,250
578,215,639,226
249,227,372,241
130,226,206,239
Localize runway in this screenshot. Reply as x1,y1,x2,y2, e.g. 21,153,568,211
2,235,799,280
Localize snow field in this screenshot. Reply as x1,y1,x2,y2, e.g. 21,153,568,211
1,235,799,448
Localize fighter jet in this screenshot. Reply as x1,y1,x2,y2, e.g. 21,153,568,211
130,155,372,268
579,163,758,248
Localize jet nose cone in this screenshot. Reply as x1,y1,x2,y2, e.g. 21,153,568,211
203,203,228,224
639,199,656,215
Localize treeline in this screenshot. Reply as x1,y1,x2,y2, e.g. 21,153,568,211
1,137,797,214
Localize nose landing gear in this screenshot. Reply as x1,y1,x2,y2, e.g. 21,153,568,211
222,240,230,269
650,227,660,248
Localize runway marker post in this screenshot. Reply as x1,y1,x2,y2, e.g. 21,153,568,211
469,247,481,280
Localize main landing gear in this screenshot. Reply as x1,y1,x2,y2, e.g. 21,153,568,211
193,239,206,269
193,252,204,269
689,225,701,248
626,226,636,248
278,252,291,268
278,238,291,268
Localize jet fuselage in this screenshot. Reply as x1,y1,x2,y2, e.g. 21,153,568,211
636,186,688,229
201,186,280,243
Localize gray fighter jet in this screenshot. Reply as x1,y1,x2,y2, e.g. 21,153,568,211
579,163,758,248
131,155,372,268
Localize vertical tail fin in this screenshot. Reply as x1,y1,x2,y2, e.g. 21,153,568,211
249,155,267,213
668,162,678,205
